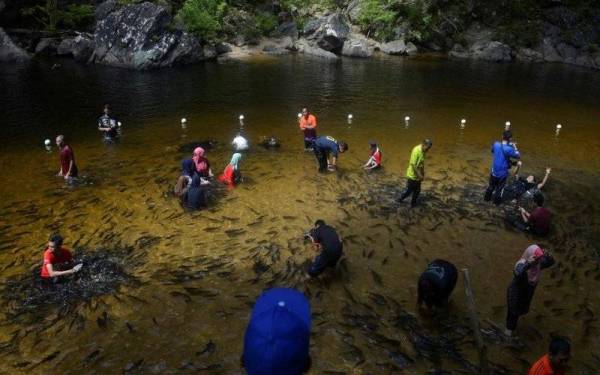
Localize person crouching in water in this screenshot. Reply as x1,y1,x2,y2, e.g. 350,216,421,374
508,192,551,237
417,259,457,313
305,220,343,278
505,244,555,336
41,234,82,281
192,147,213,178
218,153,242,186
363,140,382,170
183,174,208,210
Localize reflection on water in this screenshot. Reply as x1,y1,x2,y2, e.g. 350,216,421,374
0,56,599,373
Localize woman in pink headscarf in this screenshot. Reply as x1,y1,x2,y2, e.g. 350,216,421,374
192,147,213,178
505,244,555,336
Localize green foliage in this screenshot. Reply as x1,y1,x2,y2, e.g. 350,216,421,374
21,0,95,32
356,0,397,41
254,12,278,36
176,0,227,40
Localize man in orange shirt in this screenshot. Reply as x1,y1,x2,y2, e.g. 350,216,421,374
299,107,317,151
529,337,570,375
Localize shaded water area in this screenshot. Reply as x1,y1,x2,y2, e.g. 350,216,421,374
1,55,599,374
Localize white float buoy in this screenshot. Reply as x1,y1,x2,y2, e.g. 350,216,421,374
505,121,511,130
239,115,245,121
405,116,410,121
297,113,302,118
347,114,353,120
461,119,466,124
44,139,51,146
556,124,562,130
117,121,122,127
181,118,187,124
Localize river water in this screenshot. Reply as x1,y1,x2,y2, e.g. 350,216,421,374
0,55,599,374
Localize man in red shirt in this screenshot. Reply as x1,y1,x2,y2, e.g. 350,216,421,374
299,107,317,151
363,140,382,170
56,135,78,180
519,192,551,236
40,234,81,279
529,337,570,375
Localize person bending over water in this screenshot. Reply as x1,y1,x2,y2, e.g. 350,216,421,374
305,220,343,278
192,147,213,178
417,259,457,311
505,244,554,336
363,140,382,170
484,130,520,205
56,135,78,180
313,136,347,172
398,139,432,207
41,234,82,280
501,162,551,205
529,337,570,375
299,107,317,150
183,174,208,210
218,153,242,186
508,192,551,237
97,104,119,139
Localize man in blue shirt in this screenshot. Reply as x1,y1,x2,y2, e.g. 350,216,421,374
313,136,348,172
484,130,520,204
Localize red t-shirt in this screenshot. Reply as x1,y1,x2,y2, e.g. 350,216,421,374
60,145,76,176
373,149,382,166
528,354,564,375
530,207,551,236
40,247,73,278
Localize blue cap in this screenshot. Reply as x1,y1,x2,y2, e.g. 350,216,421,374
243,288,311,375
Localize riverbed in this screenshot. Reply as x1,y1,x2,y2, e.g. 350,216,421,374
0,55,599,374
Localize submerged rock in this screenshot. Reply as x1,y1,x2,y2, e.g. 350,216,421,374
0,27,30,62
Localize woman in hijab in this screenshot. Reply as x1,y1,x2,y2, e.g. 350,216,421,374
505,244,555,336
183,174,207,210
218,153,242,186
192,147,212,178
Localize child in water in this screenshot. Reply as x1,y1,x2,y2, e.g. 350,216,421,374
218,153,242,186
363,141,382,170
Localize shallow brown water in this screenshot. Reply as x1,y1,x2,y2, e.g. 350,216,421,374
0,56,599,374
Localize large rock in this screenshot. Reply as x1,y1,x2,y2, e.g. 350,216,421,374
380,39,417,56
92,1,212,69
58,35,95,62
471,41,513,62
516,47,543,62
541,38,561,62
555,42,577,64
303,13,350,54
342,37,372,58
35,38,60,56
0,27,30,62
295,38,338,61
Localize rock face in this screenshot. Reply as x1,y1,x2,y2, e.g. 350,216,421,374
342,37,372,58
91,1,212,69
35,38,60,56
380,39,417,56
303,13,350,54
57,34,95,62
471,41,513,62
0,27,30,62
295,38,338,61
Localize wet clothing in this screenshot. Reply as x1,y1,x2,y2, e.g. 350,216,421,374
218,153,242,186
299,114,317,148
528,354,565,375
181,159,195,179
529,207,551,236
485,141,519,204
308,224,343,277
313,136,340,172
183,175,207,210
506,252,554,330
59,145,78,177
406,145,425,180
98,114,118,137
40,247,73,278
418,259,458,308
501,177,537,203
399,179,421,207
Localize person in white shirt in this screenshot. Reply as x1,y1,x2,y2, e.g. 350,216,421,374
232,133,249,151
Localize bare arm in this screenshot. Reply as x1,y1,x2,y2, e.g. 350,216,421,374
537,168,551,190
45,263,76,277
514,161,522,177
519,207,530,223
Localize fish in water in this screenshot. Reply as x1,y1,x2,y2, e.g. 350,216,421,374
196,340,216,356
370,269,384,285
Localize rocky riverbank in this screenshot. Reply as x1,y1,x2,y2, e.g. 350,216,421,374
1,0,599,70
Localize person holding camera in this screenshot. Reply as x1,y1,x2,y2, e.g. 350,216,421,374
305,220,343,278
484,130,520,205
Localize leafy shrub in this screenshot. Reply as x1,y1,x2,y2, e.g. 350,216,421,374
22,0,95,32
356,0,397,41
254,12,278,36
175,0,227,40
22,0,61,33
62,4,95,30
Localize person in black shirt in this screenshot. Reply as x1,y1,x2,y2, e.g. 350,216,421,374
500,162,551,205
98,104,119,139
305,220,343,277
417,259,458,311
183,174,207,210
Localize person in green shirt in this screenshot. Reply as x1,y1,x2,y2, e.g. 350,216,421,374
398,139,433,207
